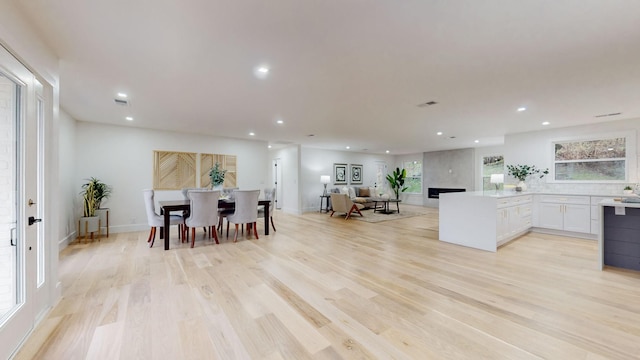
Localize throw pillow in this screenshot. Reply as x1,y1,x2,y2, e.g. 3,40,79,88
348,187,356,199
359,187,370,197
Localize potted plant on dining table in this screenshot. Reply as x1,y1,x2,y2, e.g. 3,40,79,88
209,162,227,190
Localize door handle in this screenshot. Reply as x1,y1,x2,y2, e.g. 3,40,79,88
28,216,42,226
10,227,16,246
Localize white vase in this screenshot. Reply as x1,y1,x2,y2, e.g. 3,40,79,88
516,181,527,192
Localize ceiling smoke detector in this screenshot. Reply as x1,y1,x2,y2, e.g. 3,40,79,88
114,98,129,106
417,101,438,107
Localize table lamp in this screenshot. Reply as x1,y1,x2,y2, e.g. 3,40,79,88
320,175,330,196
490,174,504,192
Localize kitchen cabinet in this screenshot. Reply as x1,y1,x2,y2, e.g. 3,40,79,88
538,195,590,234
439,191,532,252
497,195,532,245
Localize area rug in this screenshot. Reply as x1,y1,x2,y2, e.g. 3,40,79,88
350,209,429,223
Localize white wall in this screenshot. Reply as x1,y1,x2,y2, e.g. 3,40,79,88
504,117,640,193
300,148,394,212
75,122,269,233
58,110,76,248
270,145,301,214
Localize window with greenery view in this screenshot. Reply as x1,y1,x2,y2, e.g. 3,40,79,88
482,155,504,190
553,137,626,181
403,160,422,193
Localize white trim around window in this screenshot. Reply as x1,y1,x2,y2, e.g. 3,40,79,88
548,130,637,183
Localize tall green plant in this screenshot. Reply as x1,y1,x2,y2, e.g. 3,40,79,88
386,167,408,199
81,177,111,217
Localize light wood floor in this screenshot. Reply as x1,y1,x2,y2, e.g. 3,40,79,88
16,205,640,359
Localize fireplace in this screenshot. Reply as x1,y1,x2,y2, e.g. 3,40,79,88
427,187,466,199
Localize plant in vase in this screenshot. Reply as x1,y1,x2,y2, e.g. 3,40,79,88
506,164,549,192
79,177,112,238
208,162,227,190
623,186,633,194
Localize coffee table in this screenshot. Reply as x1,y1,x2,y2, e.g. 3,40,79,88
371,198,401,214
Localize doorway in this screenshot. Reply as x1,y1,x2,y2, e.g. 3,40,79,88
0,44,45,359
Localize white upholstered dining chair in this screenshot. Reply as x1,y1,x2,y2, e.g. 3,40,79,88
258,188,276,232
143,189,184,248
184,190,220,248
226,189,260,242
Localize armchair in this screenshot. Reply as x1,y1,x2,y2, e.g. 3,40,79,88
329,193,364,220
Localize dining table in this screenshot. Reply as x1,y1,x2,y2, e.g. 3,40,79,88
158,199,271,250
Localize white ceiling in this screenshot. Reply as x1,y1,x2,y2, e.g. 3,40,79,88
17,0,640,154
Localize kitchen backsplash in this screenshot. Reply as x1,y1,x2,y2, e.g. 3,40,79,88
524,177,638,195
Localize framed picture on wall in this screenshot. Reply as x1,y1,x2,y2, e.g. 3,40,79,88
334,163,348,185
350,164,363,184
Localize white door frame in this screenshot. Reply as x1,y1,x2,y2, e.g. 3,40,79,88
273,159,282,209
0,44,42,360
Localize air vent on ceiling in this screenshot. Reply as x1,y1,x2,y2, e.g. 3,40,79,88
114,98,129,106
417,101,438,107
595,112,621,118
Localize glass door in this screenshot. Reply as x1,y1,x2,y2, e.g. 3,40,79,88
0,45,39,359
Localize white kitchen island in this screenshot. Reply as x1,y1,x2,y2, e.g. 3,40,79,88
439,191,533,252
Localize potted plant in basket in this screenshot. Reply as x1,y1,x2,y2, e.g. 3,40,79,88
209,162,227,190
506,164,549,191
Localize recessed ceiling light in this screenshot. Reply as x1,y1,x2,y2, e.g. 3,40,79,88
385,150,390,154
254,66,270,79
346,146,350,150
474,140,479,143
436,131,443,136
125,116,133,121
268,145,272,149
517,107,527,112
249,132,255,136
608,147,614,151
117,92,127,98
276,120,284,124
542,121,550,126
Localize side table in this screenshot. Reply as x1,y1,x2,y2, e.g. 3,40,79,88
320,195,331,212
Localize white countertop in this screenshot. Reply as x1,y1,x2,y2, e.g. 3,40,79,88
440,190,640,199
599,199,640,208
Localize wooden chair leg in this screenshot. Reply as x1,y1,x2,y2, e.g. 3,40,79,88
212,227,219,244
191,228,196,248
270,216,276,232
354,205,363,217
233,224,239,242
253,222,259,240
148,227,156,248
330,210,335,217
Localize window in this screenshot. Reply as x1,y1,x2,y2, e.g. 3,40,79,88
482,155,504,190
403,160,422,193
553,137,627,181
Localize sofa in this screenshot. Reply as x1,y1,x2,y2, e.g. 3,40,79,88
332,185,389,209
